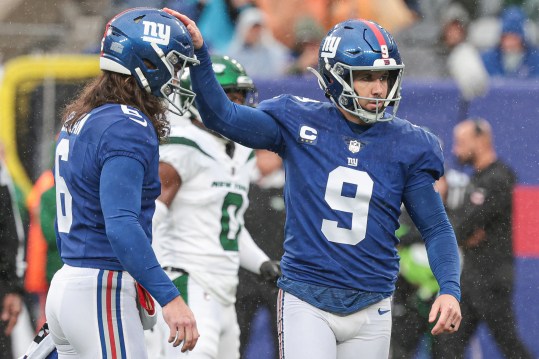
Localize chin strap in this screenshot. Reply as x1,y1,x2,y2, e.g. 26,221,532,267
307,66,334,101
307,66,380,123
134,67,152,94
383,71,401,108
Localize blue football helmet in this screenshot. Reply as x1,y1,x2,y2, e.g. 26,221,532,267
100,7,200,115
309,19,404,124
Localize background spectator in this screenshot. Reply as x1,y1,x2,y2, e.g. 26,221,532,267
395,1,489,92
329,0,418,35
22,169,54,332
393,1,453,78
198,0,256,53
39,186,61,288
255,0,329,49
226,7,290,79
432,118,534,359
391,205,440,359
286,16,325,76
236,149,285,359
481,5,539,78
0,151,24,359
441,3,489,103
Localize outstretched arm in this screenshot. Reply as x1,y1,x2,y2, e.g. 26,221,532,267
163,9,281,150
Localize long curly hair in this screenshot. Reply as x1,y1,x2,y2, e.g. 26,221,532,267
62,71,170,141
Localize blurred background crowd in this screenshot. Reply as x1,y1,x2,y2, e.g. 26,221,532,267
2,0,539,83
1,0,539,358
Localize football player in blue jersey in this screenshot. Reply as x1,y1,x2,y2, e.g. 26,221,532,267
45,8,200,357
165,9,462,359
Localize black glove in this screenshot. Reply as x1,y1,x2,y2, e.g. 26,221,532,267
259,260,281,283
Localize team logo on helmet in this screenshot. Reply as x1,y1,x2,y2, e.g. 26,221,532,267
321,36,341,58
142,21,170,45
212,63,227,74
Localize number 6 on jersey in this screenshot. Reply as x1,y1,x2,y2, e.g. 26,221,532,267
55,138,73,233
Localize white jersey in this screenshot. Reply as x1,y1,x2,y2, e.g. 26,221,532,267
155,121,259,305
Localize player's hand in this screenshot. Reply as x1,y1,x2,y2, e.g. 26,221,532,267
259,260,281,283
162,8,204,49
429,294,462,335
162,296,199,352
1,293,22,336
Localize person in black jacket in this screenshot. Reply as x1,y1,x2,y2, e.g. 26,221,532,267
432,118,533,358
236,149,285,359
0,157,24,359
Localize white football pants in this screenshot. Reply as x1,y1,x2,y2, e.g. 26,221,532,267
46,264,147,358
277,290,392,359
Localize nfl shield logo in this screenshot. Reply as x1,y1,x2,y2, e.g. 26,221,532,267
348,140,361,153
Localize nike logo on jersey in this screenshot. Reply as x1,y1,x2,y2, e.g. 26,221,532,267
378,308,390,315
129,117,148,127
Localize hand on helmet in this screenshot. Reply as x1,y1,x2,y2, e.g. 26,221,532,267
163,8,204,49
259,260,281,283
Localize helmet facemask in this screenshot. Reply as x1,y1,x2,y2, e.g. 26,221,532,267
329,60,404,124
136,43,199,116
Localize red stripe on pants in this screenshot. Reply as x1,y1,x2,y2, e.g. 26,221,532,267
106,271,118,359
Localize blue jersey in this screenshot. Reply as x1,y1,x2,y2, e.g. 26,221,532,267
190,44,459,312
257,95,444,293
55,104,160,270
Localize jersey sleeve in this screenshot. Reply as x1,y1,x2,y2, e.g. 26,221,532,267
256,95,289,118
158,141,198,183
239,228,270,274
404,184,461,301
100,156,179,306
256,95,307,154
404,129,445,192
191,43,282,150
98,107,158,170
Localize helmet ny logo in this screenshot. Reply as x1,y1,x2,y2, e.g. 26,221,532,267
142,21,170,46
321,36,341,59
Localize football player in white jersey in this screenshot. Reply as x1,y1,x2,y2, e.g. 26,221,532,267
146,55,280,359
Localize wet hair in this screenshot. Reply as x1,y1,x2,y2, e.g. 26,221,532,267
62,71,169,141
